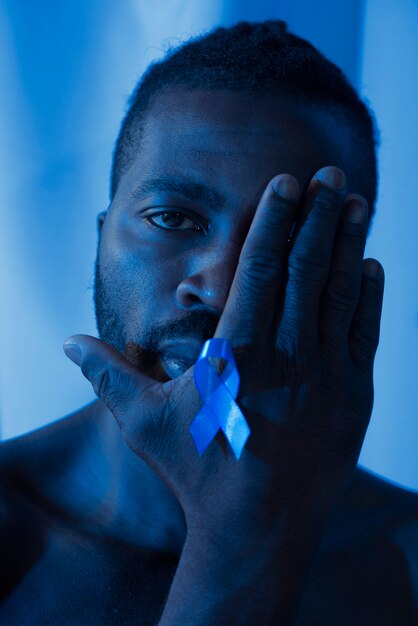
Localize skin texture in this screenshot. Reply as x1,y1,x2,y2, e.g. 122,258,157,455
94,89,371,379
1,88,418,625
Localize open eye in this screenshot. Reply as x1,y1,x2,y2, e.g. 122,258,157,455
145,210,203,232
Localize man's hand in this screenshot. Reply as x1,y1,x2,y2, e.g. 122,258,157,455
64,165,384,623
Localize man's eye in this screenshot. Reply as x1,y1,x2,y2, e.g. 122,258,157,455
145,211,202,232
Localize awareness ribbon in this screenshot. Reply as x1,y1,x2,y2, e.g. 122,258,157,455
190,338,250,459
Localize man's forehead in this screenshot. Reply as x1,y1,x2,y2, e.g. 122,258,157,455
141,87,348,150
120,87,355,202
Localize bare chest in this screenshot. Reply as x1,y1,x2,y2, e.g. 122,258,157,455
0,524,177,626
1,520,416,625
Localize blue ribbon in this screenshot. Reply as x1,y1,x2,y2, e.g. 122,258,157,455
190,338,250,459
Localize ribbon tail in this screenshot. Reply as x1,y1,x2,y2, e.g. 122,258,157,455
190,406,220,456
210,384,251,460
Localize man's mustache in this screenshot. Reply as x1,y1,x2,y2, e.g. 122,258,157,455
141,309,220,351
123,310,220,380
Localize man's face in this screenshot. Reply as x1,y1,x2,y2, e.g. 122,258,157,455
94,88,356,381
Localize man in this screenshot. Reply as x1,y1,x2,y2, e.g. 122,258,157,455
1,19,417,625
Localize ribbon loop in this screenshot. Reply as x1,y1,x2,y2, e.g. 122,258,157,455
190,338,250,459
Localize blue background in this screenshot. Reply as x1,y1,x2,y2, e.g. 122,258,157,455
0,0,417,491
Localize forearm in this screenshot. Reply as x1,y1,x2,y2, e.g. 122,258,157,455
158,527,322,626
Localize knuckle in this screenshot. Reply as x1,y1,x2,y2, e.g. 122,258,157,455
351,312,381,366
362,275,384,303
312,187,342,217
351,333,377,367
359,321,379,349
325,296,353,317
326,272,359,312
266,198,296,224
339,227,366,254
95,365,132,409
288,250,329,284
239,253,283,286
95,367,112,400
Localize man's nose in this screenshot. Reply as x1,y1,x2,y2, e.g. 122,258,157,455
175,240,241,313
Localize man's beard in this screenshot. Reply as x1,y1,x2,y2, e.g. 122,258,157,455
93,252,220,378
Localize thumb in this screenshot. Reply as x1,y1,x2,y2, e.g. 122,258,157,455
63,334,158,421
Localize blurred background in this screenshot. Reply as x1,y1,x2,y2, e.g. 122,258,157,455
0,0,417,490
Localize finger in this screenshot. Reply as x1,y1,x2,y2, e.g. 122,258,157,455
63,334,160,436
215,173,300,345
277,166,346,356
349,260,385,369
319,194,369,347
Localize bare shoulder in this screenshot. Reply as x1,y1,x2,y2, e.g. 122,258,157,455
344,465,418,539
298,466,418,625
0,432,48,598
0,404,97,598
0,401,99,502
328,465,418,570
355,466,418,573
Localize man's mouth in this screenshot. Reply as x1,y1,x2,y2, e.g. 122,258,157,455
159,340,203,379
160,356,196,379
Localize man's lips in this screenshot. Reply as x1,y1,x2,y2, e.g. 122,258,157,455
159,340,204,379
159,339,204,361
160,357,194,379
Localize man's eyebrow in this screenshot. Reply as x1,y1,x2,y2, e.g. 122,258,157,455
129,176,226,210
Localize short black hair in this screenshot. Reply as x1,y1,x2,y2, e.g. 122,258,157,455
110,19,379,229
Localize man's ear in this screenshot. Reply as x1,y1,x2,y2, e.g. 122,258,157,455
97,210,107,237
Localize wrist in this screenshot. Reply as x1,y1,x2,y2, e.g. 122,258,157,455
159,524,323,626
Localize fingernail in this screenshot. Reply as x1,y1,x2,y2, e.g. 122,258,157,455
63,342,82,366
346,197,367,224
315,167,346,190
364,260,384,279
274,175,299,202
